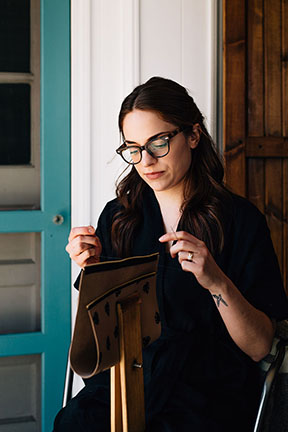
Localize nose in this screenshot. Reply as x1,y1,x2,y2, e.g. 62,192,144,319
140,149,156,167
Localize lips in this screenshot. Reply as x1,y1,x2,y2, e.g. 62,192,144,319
144,171,164,180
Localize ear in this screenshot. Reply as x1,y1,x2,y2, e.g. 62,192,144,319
188,123,201,149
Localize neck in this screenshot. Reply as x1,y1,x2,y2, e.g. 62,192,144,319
154,184,184,212
154,185,184,235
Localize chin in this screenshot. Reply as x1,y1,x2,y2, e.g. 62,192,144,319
147,183,170,192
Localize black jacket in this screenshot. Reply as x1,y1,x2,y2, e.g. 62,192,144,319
61,187,288,432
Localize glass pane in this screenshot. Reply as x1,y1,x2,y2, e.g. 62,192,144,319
0,84,31,165
0,0,30,72
0,355,41,432
0,233,41,334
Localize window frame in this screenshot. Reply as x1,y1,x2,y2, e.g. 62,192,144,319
0,0,40,209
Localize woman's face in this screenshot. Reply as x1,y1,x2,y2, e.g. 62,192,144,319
122,109,197,194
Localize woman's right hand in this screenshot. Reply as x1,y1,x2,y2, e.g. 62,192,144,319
65,225,102,268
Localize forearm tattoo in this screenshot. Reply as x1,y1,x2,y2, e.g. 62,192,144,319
212,293,228,308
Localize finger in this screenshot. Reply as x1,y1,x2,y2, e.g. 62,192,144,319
176,251,197,273
159,231,202,246
71,243,101,261
181,259,196,273
73,235,101,249
75,247,98,268
67,235,101,255
66,240,87,256
177,250,196,265
74,243,98,258
170,240,198,258
68,225,95,242
86,255,101,265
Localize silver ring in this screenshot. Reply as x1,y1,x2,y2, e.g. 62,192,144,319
187,251,194,262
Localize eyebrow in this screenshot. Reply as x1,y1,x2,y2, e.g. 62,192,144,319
124,130,171,146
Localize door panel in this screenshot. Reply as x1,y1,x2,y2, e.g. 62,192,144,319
0,355,41,431
0,232,41,334
223,0,288,294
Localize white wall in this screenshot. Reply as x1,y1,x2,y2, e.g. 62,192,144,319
140,0,216,133
70,0,217,394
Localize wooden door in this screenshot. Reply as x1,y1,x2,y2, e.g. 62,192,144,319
223,0,288,294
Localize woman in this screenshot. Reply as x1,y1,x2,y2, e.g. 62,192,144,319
54,77,288,431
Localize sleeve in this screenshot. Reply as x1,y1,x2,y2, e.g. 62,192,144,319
94,201,116,261
228,199,288,321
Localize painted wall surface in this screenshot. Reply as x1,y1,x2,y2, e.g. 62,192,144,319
140,0,216,132
71,0,217,394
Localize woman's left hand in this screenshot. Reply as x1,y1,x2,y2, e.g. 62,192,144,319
159,231,228,293
160,231,275,362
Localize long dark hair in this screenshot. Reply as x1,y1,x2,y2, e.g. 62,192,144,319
111,77,230,257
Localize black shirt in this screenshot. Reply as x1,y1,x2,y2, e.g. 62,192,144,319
94,187,288,430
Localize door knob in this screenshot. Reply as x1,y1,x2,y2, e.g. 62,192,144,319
53,214,64,225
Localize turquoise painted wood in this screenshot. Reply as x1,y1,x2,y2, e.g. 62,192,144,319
41,1,71,427
0,1,71,430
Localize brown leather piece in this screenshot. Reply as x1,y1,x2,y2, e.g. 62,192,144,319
69,253,160,378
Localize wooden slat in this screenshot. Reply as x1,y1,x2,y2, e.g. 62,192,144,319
223,0,246,196
283,0,288,294
283,0,288,136
246,137,288,157
247,0,264,136
264,0,283,279
117,298,145,432
111,365,122,432
265,159,283,275
264,0,282,136
283,159,288,295
224,144,246,196
247,159,265,213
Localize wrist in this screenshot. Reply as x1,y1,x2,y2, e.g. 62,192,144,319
209,280,232,309
208,276,231,297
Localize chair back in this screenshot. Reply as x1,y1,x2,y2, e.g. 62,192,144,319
254,320,288,432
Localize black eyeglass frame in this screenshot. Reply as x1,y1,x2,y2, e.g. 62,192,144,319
116,127,186,165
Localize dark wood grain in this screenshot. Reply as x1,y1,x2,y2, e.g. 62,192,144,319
264,0,282,136
223,0,246,196
265,159,283,275
247,158,265,213
248,0,264,136
224,0,288,292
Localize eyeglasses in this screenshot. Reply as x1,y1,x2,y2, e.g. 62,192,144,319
116,128,185,165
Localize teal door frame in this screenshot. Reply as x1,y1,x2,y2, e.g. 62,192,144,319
0,1,71,430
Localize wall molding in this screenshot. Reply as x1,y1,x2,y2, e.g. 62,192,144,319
121,0,140,93
71,0,92,228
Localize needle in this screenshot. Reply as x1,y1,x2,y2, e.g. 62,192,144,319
170,226,178,242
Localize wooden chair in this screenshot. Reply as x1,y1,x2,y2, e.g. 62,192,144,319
64,303,288,432
253,320,288,432
111,296,145,432
63,294,146,432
